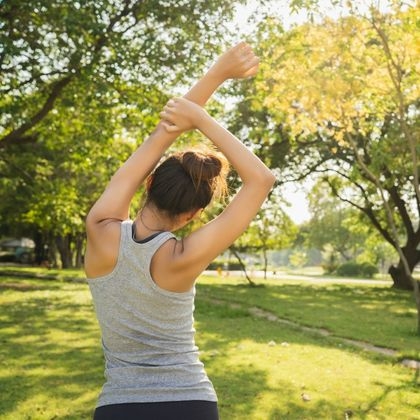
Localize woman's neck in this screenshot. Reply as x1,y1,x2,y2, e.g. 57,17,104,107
137,205,172,233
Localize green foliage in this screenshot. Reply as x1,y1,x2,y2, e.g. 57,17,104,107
336,261,379,279
207,259,243,271
302,179,398,276
237,3,420,289
305,180,371,260
288,250,307,268
320,246,340,274
1,0,241,145
0,0,244,266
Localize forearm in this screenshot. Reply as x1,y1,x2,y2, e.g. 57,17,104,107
183,69,224,106
146,67,224,141
112,69,225,184
197,114,275,186
88,69,226,222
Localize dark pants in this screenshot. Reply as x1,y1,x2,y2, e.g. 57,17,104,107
93,400,219,420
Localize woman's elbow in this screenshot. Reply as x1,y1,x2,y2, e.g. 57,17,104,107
243,168,276,192
267,170,277,187
259,169,276,190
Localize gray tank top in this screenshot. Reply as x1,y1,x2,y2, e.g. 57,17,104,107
87,220,217,407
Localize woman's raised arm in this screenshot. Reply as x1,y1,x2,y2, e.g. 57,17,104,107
84,42,260,278
86,42,259,226
156,97,276,287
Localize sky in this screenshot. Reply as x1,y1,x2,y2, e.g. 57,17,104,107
281,183,312,224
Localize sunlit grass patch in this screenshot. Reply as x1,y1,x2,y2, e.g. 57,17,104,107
197,276,420,356
0,269,419,420
195,291,420,419
0,276,101,420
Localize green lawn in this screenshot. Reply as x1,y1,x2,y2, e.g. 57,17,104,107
0,268,419,419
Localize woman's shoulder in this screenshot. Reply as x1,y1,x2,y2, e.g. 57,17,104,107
85,219,127,278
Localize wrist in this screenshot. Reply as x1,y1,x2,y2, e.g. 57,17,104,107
195,111,214,132
205,66,227,85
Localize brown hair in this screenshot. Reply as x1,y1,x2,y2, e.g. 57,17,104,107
145,148,229,218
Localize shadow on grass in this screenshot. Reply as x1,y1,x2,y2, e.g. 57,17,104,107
0,282,102,419
194,283,420,419
0,282,62,292
197,281,420,353
0,275,64,292
358,372,420,420
1,277,419,420
194,299,346,419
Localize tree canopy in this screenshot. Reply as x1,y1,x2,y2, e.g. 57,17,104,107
1,0,243,148
238,2,419,291
0,0,244,266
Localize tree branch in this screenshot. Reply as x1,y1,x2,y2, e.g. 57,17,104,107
325,176,397,247
0,76,73,149
370,12,420,212
0,0,141,149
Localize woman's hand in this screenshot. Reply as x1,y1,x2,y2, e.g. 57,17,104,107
160,97,207,133
209,41,260,81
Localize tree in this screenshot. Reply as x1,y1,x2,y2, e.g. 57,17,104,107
0,0,242,148
246,3,419,292
306,180,378,261
231,191,298,280
240,1,420,331
304,179,398,273
0,0,244,267
0,89,136,266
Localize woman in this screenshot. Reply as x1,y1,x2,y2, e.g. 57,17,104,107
85,42,275,420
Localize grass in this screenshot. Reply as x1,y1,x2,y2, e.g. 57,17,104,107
0,267,419,419
198,276,420,358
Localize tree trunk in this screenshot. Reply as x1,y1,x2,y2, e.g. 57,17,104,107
230,247,255,286
417,294,420,335
389,265,414,290
34,231,48,266
56,234,73,269
388,246,420,291
262,249,268,280
74,234,84,269
47,238,59,268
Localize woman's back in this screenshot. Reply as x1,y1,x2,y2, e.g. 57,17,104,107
87,221,217,406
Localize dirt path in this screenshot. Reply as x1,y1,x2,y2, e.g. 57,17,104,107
205,297,420,371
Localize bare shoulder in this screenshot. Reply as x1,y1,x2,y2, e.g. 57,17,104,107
150,237,199,293
84,219,122,279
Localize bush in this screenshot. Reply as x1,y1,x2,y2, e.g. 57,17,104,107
336,261,378,278
360,262,379,278
207,260,243,271
336,262,359,277
322,262,339,274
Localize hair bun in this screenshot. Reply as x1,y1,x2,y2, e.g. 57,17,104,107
181,150,223,183
146,148,229,216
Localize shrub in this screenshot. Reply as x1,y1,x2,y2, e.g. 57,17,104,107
336,262,360,277
360,262,379,278
207,260,243,271
336,261,378,278
322,262,339,274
